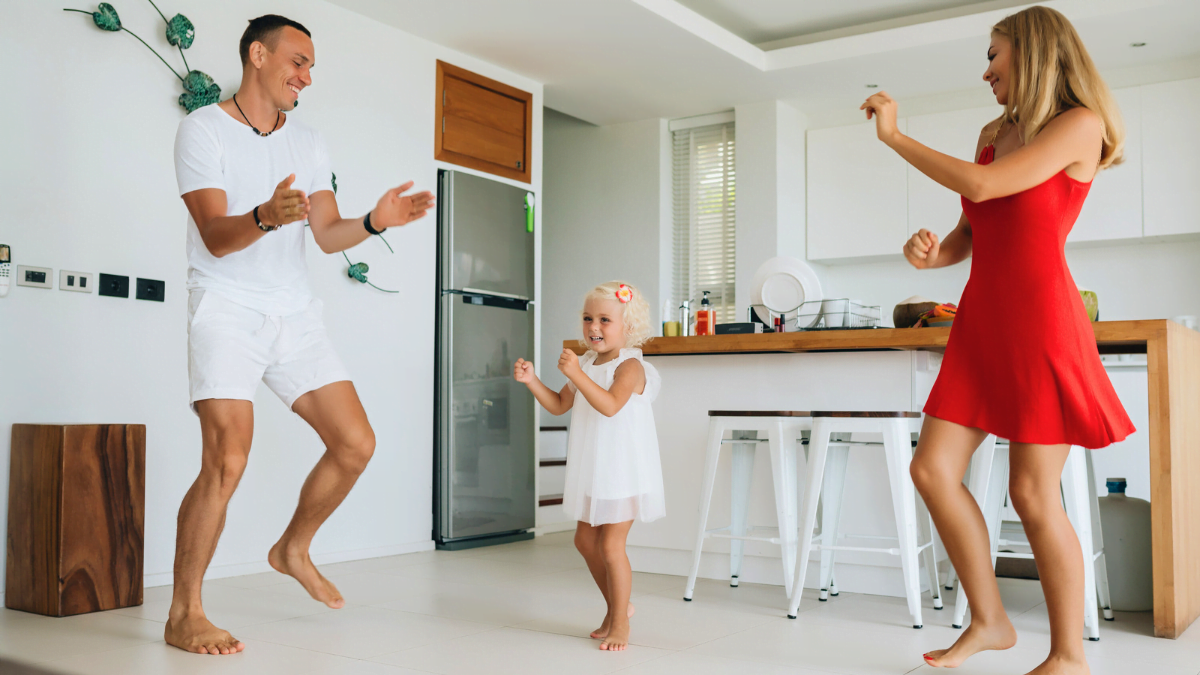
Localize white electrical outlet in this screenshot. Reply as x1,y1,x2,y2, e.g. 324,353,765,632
59,270,94,293
16,265,52,289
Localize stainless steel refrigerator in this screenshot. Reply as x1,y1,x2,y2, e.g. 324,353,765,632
435,169,536,550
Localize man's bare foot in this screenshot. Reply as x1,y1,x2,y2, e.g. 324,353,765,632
1024,654,1089,675
599,620,630,651
590,603,636,639
165,613,245,655
923,620,1018,668
268,539,345,609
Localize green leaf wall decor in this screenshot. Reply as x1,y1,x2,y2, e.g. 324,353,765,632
165,13,194,48
92,3,121,31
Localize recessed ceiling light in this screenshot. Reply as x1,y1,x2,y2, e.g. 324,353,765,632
866,84,879,88
1131,42,1147,47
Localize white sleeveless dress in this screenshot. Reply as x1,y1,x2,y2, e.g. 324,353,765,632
564,348,666,525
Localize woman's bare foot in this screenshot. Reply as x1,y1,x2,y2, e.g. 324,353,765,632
1024,654,1089,675
599,619,630,651
590,603,636,639
164,613,245,655
923,620,1018,668
268,539,345,609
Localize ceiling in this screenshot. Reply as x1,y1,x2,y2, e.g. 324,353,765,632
327,0,1200,126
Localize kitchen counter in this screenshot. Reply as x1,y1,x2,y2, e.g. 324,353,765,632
564,319,1200,638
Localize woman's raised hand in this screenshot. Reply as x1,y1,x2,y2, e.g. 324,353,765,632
904,229,941,269
861,91,900,144
513,358,535,384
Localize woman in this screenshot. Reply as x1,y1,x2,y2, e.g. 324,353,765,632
861,6,1134,674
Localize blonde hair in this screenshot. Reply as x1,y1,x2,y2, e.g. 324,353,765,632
579,281,654,350
992,6,1124,169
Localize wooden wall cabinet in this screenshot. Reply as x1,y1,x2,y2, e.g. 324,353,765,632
6,424,145,617
436,60,533,184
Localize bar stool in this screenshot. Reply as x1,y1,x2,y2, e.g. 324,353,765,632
786,411,943,628
951,441,1113,640
684,411,811,601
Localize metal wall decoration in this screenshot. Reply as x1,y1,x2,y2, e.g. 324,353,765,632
64,1,220,113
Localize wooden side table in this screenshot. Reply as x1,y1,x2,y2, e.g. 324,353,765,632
6,424,145,616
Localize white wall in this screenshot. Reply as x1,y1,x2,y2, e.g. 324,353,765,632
0,0,542,593
540,110,668,398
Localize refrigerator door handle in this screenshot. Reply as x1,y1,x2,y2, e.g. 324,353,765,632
460,287,530,302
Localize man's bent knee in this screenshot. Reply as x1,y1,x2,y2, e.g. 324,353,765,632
331,425,375,474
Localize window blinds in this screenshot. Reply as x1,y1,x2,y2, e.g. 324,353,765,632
672,122,736,324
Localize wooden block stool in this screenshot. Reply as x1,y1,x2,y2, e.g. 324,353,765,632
6,424,145,616
786,412,943,628
684,411,811,601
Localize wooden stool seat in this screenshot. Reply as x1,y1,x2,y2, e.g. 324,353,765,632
707,410,812,417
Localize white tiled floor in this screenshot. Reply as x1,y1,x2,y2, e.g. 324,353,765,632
2,532,1196,674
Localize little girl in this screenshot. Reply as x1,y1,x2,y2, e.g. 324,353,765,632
514,280,665,652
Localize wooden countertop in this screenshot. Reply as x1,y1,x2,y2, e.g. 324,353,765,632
565,319,1169,356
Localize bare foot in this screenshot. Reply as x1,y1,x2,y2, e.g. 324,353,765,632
600,620,630,651
268,539,345,609
165,613,245,655
923,620,1018,668
1024,654,1089,675
590,603,636,639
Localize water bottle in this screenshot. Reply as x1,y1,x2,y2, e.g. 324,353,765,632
1098,477,1152,611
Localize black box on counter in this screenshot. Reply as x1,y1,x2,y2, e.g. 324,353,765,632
715,322,765,335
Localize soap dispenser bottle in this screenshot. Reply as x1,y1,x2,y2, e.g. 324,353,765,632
696,291,715,336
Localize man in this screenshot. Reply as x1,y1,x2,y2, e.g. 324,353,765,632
168,15,432,655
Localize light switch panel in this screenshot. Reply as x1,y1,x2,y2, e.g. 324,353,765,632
16,265,52,289
59,269,94,293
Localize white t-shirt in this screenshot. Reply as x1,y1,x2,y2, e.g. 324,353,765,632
174,103,333,315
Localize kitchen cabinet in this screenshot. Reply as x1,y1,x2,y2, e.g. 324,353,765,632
906,106,1000,238
807,119,908,261
1142,77,1200,237
435,60,534,184
1072,86,1143,243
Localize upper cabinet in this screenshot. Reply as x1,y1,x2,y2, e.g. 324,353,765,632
907,106,999,238
807,119,908,262
436,61,534,184
1143,78,1200,237
1071,86,1142,243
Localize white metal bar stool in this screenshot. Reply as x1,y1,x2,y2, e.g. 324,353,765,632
684,411,811,601
951,442,1113,640
786,411,943,628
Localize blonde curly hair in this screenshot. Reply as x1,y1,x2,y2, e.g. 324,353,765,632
579,281,654,351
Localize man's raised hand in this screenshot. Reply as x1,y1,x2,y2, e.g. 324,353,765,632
259,174,310,226
371,181,435,230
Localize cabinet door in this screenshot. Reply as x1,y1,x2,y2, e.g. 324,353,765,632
907,106,999,238
1071,87,1142,243
1143,78,1200,237
807,119,908,261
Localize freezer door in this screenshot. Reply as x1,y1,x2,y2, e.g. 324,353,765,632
437,293,536,542
439,170,535,299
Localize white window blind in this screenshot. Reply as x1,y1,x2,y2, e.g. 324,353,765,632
672,121,736,323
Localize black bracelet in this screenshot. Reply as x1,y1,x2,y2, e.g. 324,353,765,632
254,205,277,232
364,211,383,236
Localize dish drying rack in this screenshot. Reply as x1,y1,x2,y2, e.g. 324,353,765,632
752,299,882,331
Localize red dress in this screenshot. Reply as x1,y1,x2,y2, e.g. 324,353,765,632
922,144,1135,449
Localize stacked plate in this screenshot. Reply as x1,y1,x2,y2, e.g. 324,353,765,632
750,257,823,326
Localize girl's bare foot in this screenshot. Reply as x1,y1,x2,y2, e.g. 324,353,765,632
600,619,630,651
1024,654,1089,675
923,620,1018,668
164,614,245,655
590,603,635,639
268,539,345,609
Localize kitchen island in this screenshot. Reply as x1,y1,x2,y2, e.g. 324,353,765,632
566,319,1200,638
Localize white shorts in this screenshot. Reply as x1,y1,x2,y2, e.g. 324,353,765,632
187,290,351,414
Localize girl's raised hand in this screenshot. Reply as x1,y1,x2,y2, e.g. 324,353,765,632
861,91,900,143
903,229,940,269
513,358,535,384
558,349,581,379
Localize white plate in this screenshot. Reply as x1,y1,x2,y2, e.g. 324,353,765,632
750,256,823,324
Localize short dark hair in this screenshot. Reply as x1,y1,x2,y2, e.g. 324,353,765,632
239,15,311,67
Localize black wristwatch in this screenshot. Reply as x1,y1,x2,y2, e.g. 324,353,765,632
364,211,383,235
254,205,279,232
